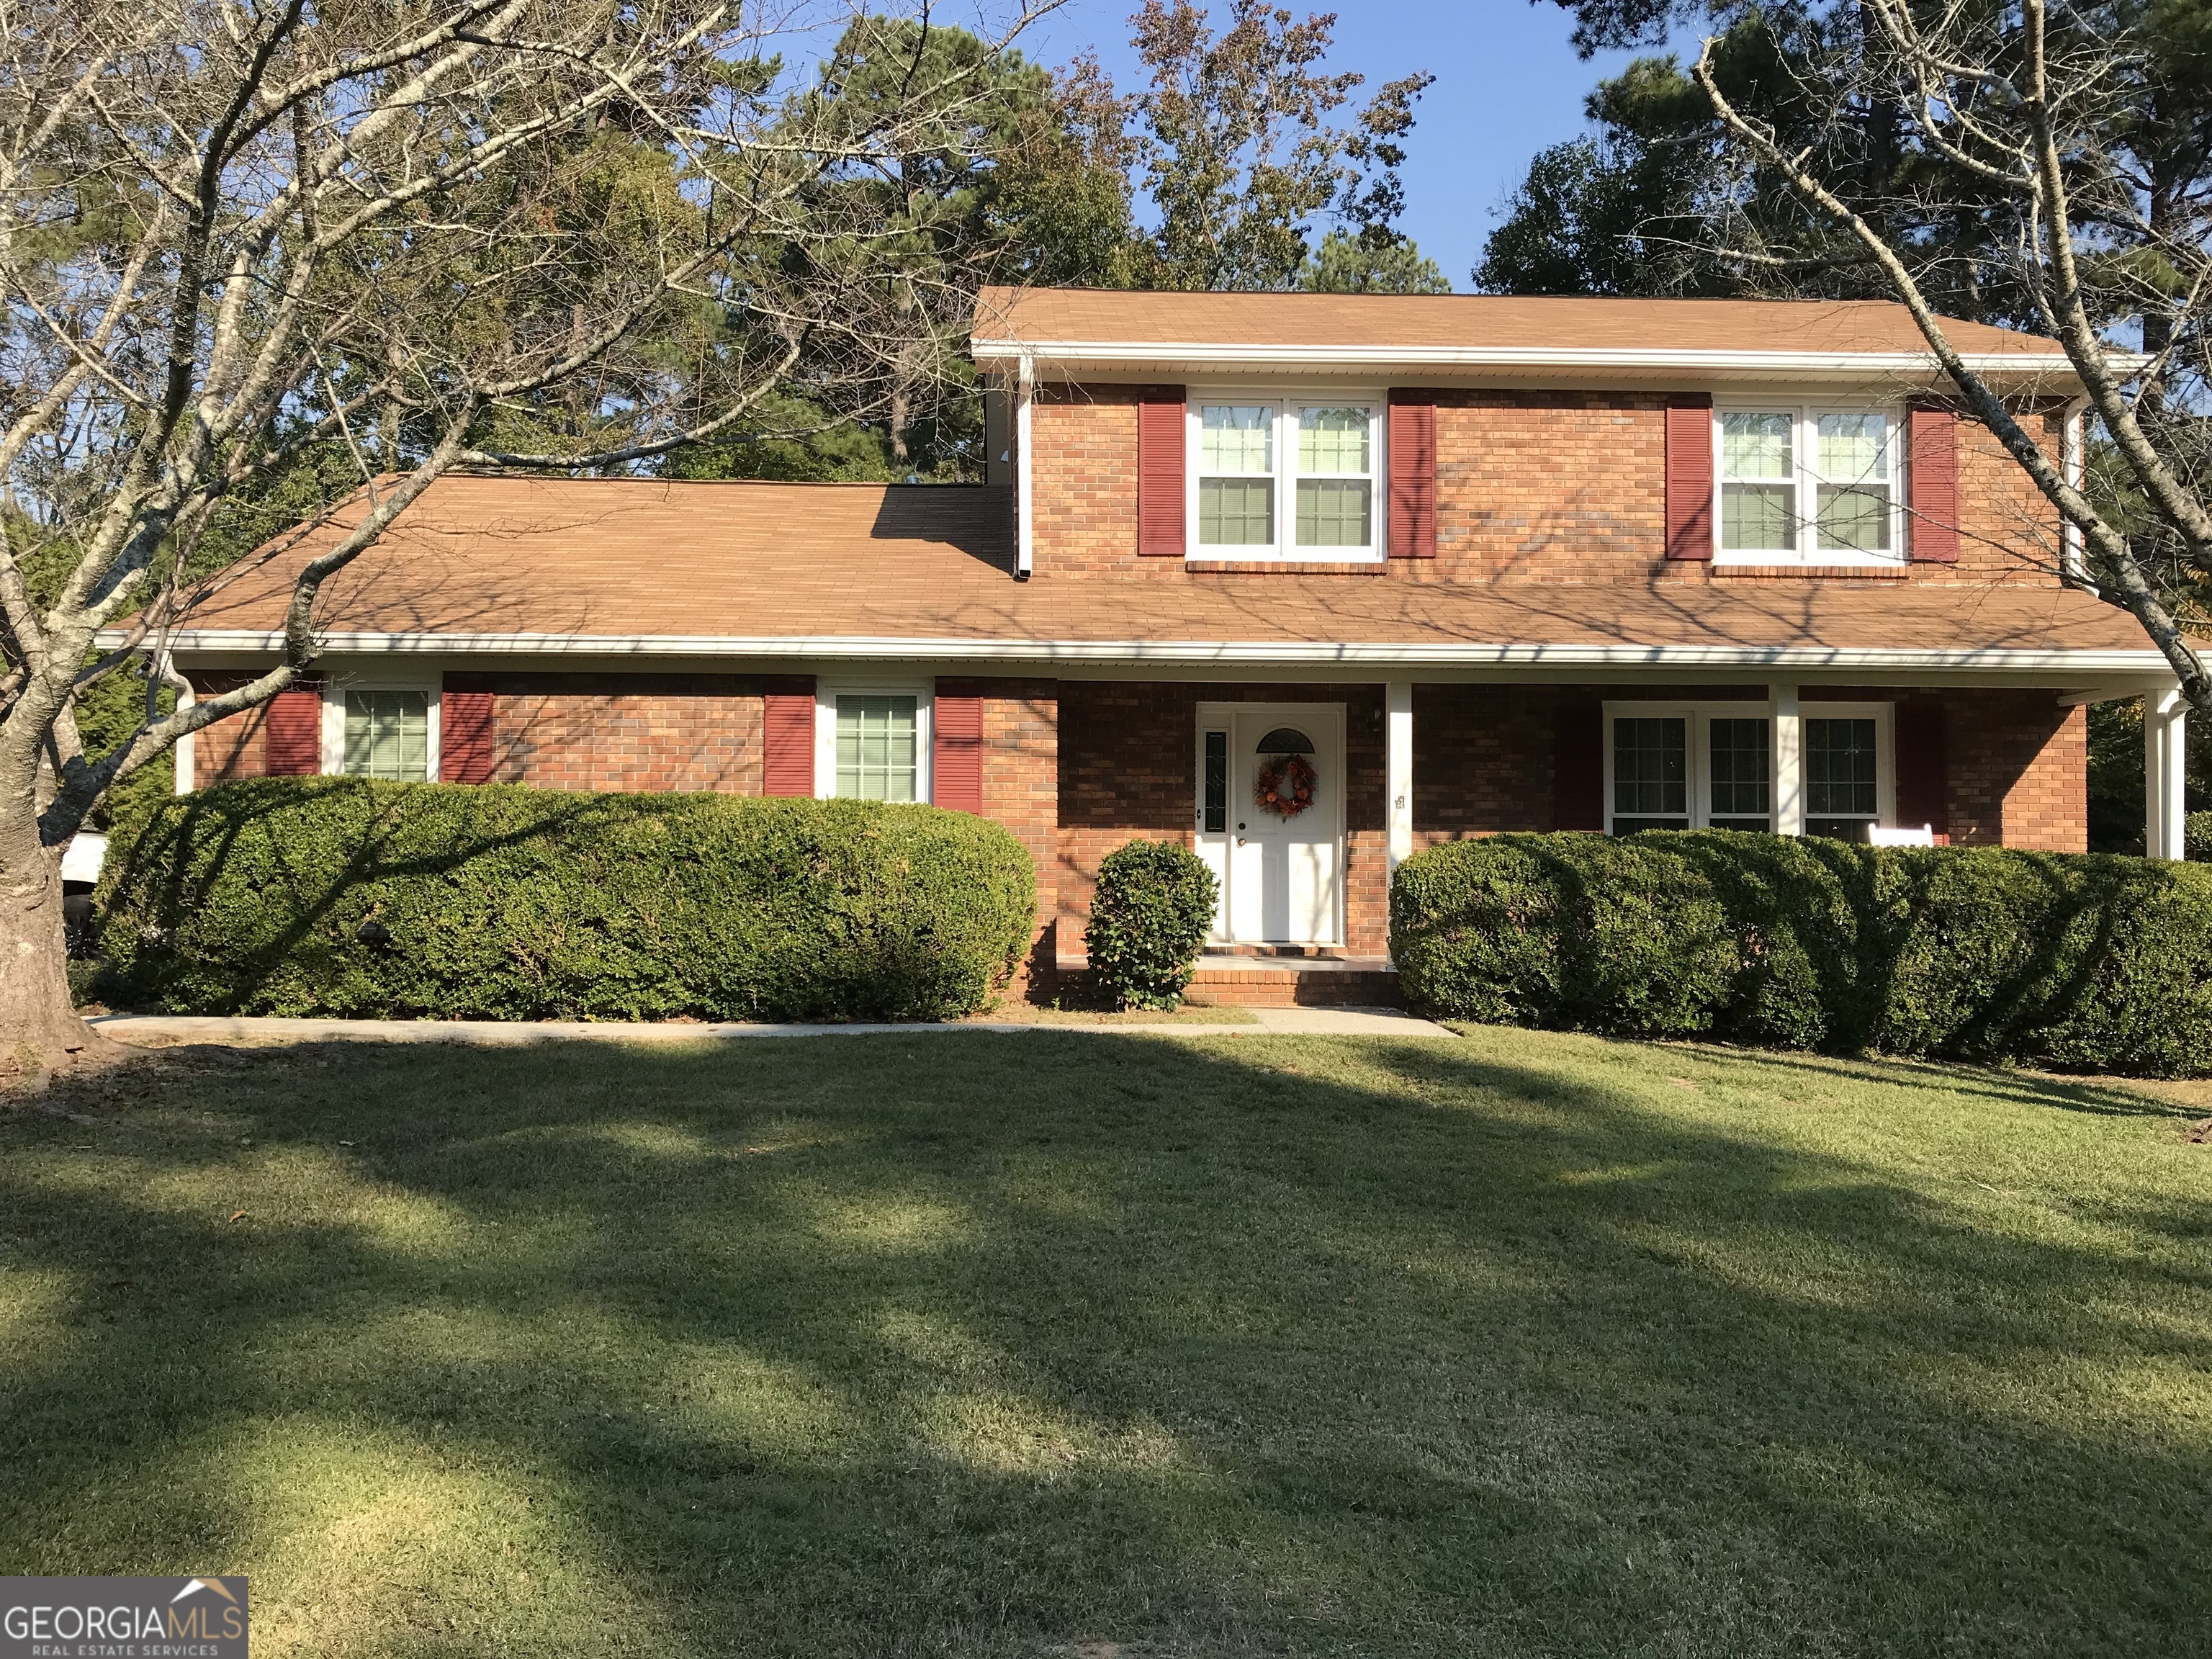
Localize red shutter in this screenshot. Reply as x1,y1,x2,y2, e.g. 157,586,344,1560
1895,696,1949,839
1388,390,1438,559
933,683,984,813
1908,405,1961,562
1552,703,1604,832
440,674,495,783
763,677,816,796
264,685,323,775
1665,394,1715,560
1136,387,1186,556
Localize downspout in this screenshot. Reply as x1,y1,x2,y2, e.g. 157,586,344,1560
2061,394,2090,589
1015,353,1035,582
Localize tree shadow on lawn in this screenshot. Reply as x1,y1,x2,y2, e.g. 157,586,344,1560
1,1032,2207,1658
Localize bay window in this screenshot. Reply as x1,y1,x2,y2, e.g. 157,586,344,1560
1717,406,1900,563
1190,394,1382,560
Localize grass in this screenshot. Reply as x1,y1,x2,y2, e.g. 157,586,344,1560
2,1027,2208,1657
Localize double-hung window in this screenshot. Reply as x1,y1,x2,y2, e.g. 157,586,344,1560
1717,406,1900,564
1190,395,1382,560
1608,706,1773,836
1805,716,1881,841
1604,701,1891,839
324,685,438,780
817,687,931,803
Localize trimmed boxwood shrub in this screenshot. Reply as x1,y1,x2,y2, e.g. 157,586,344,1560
96,778,1035,1022
1085,838,1219,1010
1392,830,2212,1077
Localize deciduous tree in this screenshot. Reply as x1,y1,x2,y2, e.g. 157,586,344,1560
0,0,1060,1068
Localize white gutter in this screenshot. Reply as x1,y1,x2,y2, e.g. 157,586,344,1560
137,628,2170,675
969,338,2139,379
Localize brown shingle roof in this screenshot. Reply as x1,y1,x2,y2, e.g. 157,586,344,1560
168,475,2152,667
972,286,2065,363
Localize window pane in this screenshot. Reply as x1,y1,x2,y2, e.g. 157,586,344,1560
1807,817,1872,843
1722,483,1795,551
1199,477,1274,545
835,695,917,801
1806,717,1879,817
1709,718,1771,816
1722,412,1792,478
1200,405,1272,472
1298,407,1370,474
1295,478,1372,547
342,691,429,782
1817,413,1887,482
1202,730,1228,834
1614,717,1687,818
1817,483,1892,551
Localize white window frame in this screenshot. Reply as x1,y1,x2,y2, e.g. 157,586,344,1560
1185,387,1388,563
1601,701,1894,835
815,681,933,804
321,678,441,781
1713,403,1905,567
1799,701,1896,835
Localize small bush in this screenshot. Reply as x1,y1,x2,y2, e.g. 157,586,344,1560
1085,839,1218,1010
1392,831,2212,1077
97,779,1035,1022
2187,809,2212,862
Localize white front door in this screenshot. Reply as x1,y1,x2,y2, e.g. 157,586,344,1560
1195,703,1344,945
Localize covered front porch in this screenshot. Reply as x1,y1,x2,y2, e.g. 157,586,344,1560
1040,665,2187,1004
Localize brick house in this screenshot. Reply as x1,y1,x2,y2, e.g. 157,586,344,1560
161,287,2183,1003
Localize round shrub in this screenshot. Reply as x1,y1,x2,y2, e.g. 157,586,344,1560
1390,832,2212,1077
96,779,1035,1022
1084,839,1218,1010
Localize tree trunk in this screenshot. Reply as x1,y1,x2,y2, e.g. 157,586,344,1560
0,833,106,1083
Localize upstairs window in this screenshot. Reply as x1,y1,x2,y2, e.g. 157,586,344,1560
1190,395,1382,560
1717,407,1899,564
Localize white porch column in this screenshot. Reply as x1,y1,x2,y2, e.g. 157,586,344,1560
1385,680,1414,873
1771,683,1804,835
2146,685,2188,859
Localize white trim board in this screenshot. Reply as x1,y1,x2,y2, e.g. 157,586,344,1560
135,628,2174,678
970,337,2131,383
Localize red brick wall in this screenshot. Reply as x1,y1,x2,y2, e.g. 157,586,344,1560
487,675,763,793
1944,689,2085,851
961,678,1060,990
186,687,272,781
1028,383,2067,588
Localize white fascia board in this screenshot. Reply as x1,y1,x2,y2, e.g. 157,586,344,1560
140,627,2170,677
969,336,2137,379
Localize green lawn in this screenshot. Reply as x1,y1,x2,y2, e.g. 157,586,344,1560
2,1029,2208,1657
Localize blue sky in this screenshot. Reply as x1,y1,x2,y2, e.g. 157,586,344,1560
1004,0,1652,289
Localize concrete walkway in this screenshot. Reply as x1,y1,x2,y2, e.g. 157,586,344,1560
89,1006,1455,1047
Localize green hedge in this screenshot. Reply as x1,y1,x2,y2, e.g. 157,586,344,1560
97,779,1036,1022
1085,839,1219,1010
1391,831,2212,1076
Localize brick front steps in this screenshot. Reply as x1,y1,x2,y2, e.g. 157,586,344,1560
1056,953,1403,1008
